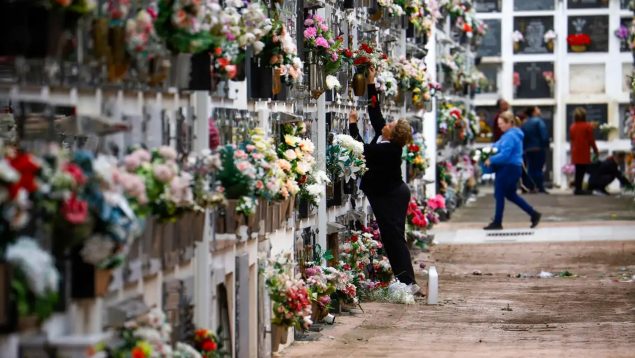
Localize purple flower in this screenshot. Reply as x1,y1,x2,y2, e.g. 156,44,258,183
615,25,629,40
315,36,329,48
304,27,317,39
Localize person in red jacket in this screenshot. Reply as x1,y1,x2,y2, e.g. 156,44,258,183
569,107,599,195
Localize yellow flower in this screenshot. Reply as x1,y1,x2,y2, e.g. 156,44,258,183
284,135,299,147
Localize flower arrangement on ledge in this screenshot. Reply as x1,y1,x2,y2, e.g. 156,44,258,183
404,133,428,180
155,0,215,54
259,17,304,87
544,30,556,51
303,14,345,75
394,57,435,109
265,253,313,330
5,237,60,325
327,134,367,183
404,0,440,38
377,0,405,16
512,30,524,52
567,33,591,52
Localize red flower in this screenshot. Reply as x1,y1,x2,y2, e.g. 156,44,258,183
217,57,230,68
214,47,223,56
409,144,420,153
343,264,351,271
64,163,87,186
351,235,358,242
381,53,388,60
202,339,217,352
61,194,88,224
343,49,354,58
131,347,146,358
7,152,39,199
567,33,591,46
463,23,472,33
298,175,307,185
360,43,373,54
353,56,370,66
195,329,208,340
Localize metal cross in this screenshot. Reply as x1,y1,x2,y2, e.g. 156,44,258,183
526,63,542,90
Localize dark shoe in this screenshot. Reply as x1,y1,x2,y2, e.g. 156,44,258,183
574,190,591,195
539,190,550,194
530,212,542,228
483,222,503,230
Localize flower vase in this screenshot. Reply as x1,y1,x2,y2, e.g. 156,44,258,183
546,40,554,52
92,18,109,62
279,197,290,224
513,42,520,53
272,67,283,96
343,179,356,195
169,53,193,90
287,195,296,220
352,73,366,97
107,26,129,83
308,50,326,99
272,324,289,351
570,45,587,52
369,1,382,22
311,301,321,323
272,202,282,229
148,56,169,88
298,198,310,219
70,247,112,299
216,199,239,234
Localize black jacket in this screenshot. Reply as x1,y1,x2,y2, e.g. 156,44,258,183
349,84,404,196
589,157,630,186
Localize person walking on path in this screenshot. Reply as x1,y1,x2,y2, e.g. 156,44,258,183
348,67,419,293
491,98,509,142
521,106,549,193
569,107,599,195
484,111,542,230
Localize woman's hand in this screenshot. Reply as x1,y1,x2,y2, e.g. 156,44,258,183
349,110,358,124
367,66,376,85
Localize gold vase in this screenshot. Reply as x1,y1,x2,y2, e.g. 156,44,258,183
571,45,587,52
272,67,282,95
352,73,366,96
92,18,109,61
107,26,129,83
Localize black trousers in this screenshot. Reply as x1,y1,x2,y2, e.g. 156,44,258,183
589,174,614,192
574,164,590,193
366,182,416,285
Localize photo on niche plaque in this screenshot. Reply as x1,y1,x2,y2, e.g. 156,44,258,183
565,104,608,141
474,0,501,12
567,15,609,53
514,0,554,11
567,0,609,9
514,16,555,54
477,19,501,57
513,62,554,99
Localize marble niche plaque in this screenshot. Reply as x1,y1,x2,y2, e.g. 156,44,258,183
514,16,554,54
623,63,633,93
569,64,605,95
514,62,554,99
477,19,501,57
568,16,609,53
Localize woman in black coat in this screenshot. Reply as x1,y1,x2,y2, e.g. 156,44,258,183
348,68,419,292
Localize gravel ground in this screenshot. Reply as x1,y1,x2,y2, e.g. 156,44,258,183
281,241,635,358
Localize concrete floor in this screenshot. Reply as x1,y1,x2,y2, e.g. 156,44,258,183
281,193,635,358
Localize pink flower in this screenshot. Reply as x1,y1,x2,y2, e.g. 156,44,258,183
158,146,177,161
321,24,328,32
315,37,329,48
427,194,446,210
169,173,193,206
152,164,175,183
304,27,317,39
331,52,339,61
124,155,141,171
313,14,324,23
236,160,252,173
278,159,291,172
255,180,264,190
246,144,256,152
133,149,151,162
304,18,314,26
64,163,87,186
61,194,88,224
117,172,147,204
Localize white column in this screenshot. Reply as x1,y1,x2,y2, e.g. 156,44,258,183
316,93,327,251
192,90,212,328
424,25,437,196
553,0,567,188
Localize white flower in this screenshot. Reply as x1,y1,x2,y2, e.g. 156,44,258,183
544,30,557,42
80,235,115,266
298,139,315,154
292,57,303,70
313,170,331,185
6,237,60,296
512,30,524,43
326,75,341,90
0,158,19,183
253,40,265,54
306,183,324,199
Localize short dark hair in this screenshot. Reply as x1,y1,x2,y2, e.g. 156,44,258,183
524,106,536,118
496,98,505,107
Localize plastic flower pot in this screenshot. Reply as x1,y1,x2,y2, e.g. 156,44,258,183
546,40,554,51
216,199,239,234
570,45,587,52
327,179,343,207
272,67,283,96
513,42,520,53
70,248,112,299
271,324,289,351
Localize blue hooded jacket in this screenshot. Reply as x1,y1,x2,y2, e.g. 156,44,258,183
521,116,549,151
490,127,524,167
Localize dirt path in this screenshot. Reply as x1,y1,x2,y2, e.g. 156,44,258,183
282,241,635,357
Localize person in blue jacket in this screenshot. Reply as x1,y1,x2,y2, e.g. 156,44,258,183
484,111,542,230
521,106,549,193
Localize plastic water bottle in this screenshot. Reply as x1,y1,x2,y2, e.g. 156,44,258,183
428,266,438,305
